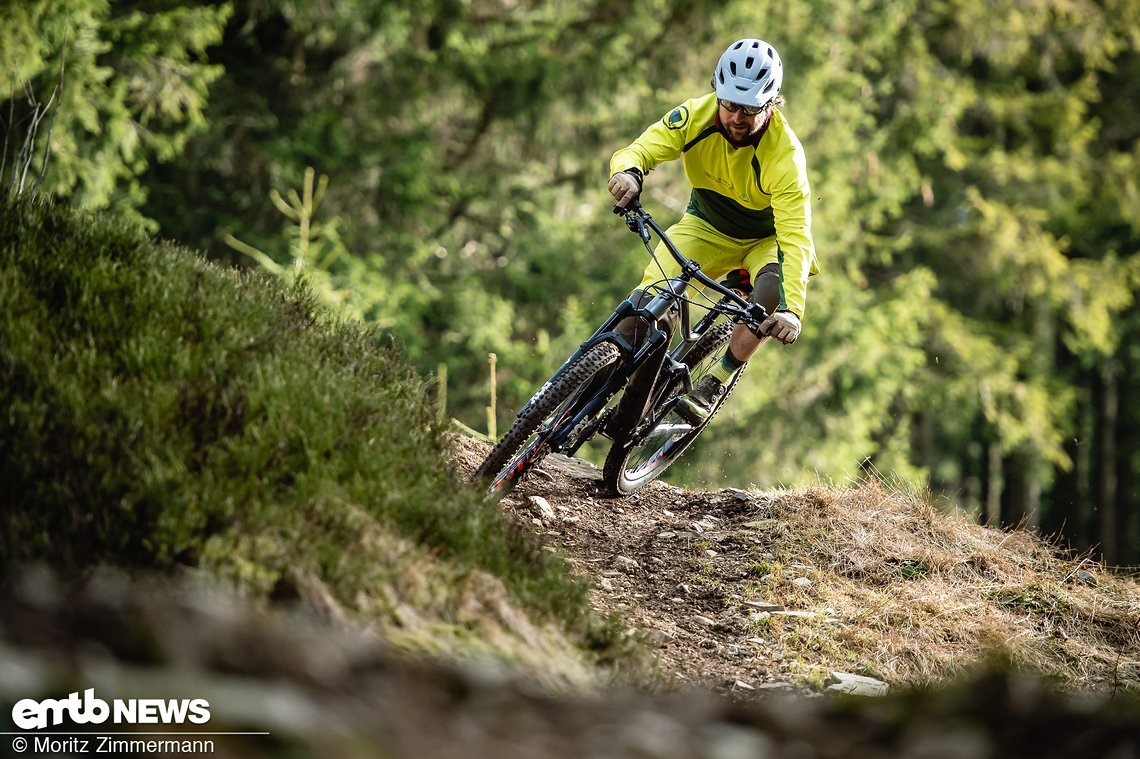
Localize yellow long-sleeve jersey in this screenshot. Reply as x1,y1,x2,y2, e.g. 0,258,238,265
609,93,819,318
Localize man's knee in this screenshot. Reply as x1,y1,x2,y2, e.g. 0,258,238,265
749,262,781,316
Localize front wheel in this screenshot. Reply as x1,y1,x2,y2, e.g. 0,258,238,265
475,341,622,496
602,323,740,495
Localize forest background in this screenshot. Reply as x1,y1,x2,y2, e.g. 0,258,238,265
3,0,1138,564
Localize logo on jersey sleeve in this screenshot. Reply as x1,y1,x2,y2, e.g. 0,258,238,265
663,106,689,130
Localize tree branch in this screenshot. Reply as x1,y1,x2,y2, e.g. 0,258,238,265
1,91,12,185
39,46,67,181
15,81,43,194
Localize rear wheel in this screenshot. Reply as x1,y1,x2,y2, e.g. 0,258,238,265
475,341,622,496
602,323,741,495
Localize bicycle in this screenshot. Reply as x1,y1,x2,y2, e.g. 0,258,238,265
473,199,770,497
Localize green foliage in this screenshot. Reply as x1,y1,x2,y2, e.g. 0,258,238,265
0,1,230,223
0,190,618,652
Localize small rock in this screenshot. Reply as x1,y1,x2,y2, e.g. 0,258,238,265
726,488,753,501
658,531,677,540
706,550,719,558
742,601,784,612
599,578,615,591
791,577,813,589
694,615,718,627
527,495,555,520
732,679,755,690
646,629,673,647
1074,570,1096,586
615,556,640,572
825,671,890,697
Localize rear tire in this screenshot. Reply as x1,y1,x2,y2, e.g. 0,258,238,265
475,341,622,496
602,323,740,495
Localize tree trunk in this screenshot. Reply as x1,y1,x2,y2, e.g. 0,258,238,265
984,443,1003,527
1116,315,1140,565
1093,361,1119,564
1000,452,1039,529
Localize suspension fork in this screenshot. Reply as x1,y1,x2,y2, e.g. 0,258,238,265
560,324,673,455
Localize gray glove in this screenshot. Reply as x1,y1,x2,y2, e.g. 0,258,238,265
761,310,801,344
608,172,640,208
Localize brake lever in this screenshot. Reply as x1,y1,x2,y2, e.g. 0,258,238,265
615,203,652,243
747,303,770,333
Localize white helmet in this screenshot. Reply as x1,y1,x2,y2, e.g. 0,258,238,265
712,38,783,107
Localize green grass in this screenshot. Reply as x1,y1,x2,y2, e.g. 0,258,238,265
0,190,619,660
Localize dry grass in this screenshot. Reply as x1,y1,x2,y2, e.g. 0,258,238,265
745,479,1140,691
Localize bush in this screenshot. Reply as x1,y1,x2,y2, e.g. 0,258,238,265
0,191,604,649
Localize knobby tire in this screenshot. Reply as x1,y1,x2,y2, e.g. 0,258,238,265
475,341,622,496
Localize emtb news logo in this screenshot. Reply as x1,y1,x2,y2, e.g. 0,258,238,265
11,689,210,730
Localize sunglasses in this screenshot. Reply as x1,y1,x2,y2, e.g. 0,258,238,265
718,99,766,117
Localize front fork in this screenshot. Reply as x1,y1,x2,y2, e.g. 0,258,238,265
516,290,679,420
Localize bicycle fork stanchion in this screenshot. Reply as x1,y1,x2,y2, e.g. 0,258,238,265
556,324,674,457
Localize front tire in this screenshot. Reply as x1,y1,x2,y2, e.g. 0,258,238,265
602,323,740,495
475,341,622,496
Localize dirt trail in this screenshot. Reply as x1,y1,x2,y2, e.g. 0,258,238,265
451,439,820,697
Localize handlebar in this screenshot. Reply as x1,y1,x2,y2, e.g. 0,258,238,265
614,199,770,329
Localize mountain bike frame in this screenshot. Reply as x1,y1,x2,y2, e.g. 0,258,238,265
514,199,770,459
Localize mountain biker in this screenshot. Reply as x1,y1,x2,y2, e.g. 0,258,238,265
607,38,818,423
